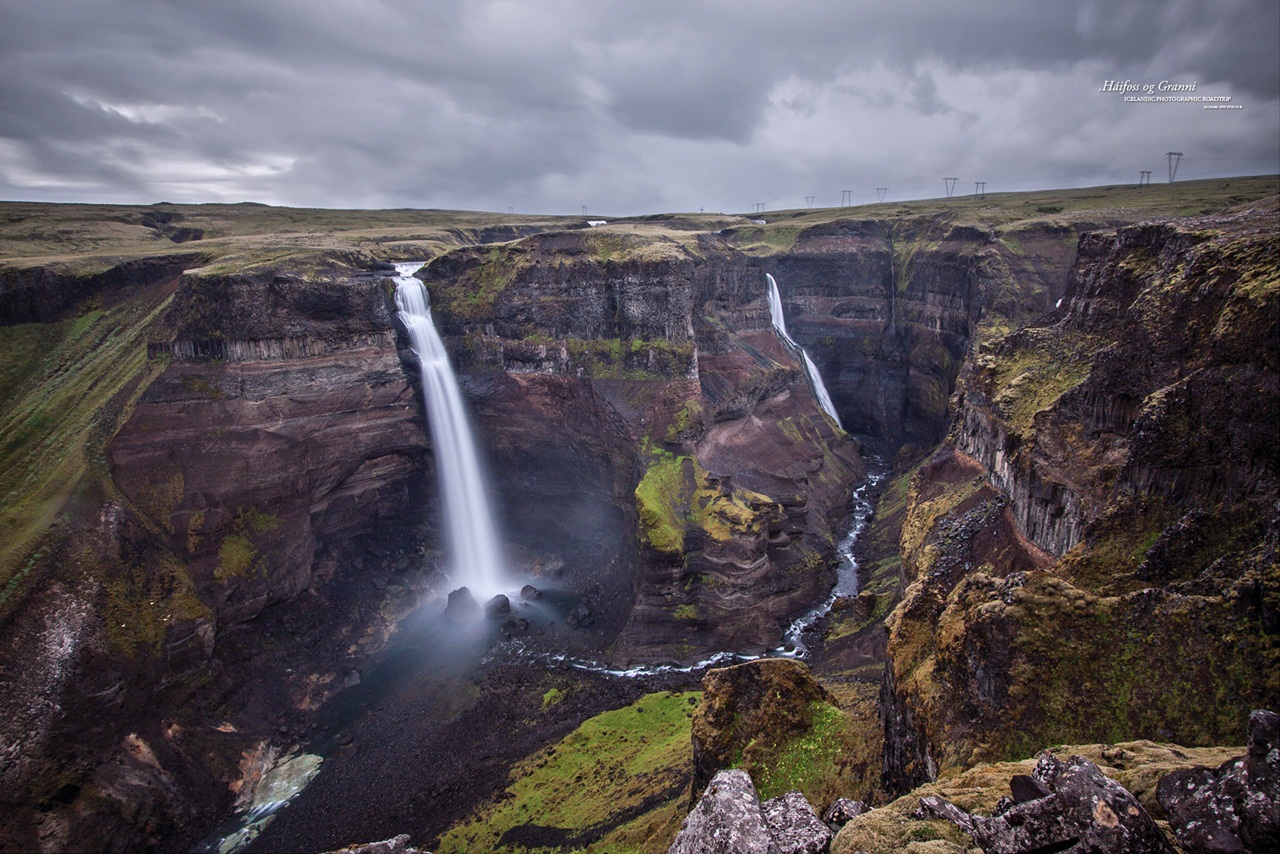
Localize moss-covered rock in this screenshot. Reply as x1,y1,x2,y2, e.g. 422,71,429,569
635,450,774,559
690,659,871,811
831,740,1243,854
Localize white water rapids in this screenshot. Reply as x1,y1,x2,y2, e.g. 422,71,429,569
393,262,507,599
766,274,843,430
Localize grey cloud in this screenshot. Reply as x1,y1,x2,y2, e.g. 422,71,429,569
0,0,1275,212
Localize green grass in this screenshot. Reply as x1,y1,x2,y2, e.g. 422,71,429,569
746,700,851,802
435,690,700,853
984,331,1102,436
561,338,697,381
6,177,1270,276
634,448,773,558
664,397,703,442
673,603,698,621
994,570,1278,763
541,688,564,711
724,175,1277,242
0,292,174,606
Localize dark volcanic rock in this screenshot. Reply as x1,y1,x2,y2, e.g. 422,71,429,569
325,834,425,854
109,269,430,630
1008,773,1050,804
761,791,832,854
501,616,530,634
444,587,480,622
922,752,1174,853
1241,710,1280,851
421,232,864,664
0,254,200,324
881,206,1280,783
1158,709,1280,854
669,769,774,854
484,594,511,619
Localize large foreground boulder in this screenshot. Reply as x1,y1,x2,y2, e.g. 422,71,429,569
918,752,1173,853
762,791,833,854
1157,709,1280,853
669,770,775,854
443,586,479,622
670,770,835,854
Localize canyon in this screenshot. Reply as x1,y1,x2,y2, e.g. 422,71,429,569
0,178,1276,852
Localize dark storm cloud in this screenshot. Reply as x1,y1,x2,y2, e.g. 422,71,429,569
0,0,1275,212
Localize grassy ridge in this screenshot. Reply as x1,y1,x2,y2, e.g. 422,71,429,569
3,177,1273,275
435,690,700,853
0,202,583,271
725,175,1279,253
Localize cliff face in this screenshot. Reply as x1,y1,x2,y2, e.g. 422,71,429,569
421,212,1088,662
751,214,1074,448
0,254,203,324
0,261,439,852
420,229,863,662
881,205,1280,787
109,270,432,629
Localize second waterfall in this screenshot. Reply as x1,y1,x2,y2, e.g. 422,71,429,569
766,273,844,430
393,262,506,599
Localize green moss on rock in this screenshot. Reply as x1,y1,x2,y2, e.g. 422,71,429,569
215,534,259,580
634,449,773,558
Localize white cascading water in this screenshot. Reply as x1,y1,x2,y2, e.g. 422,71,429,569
766,274,843,430
393,262,506,599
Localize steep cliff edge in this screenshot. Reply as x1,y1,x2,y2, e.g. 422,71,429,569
728,209,1087,449
0,255,443,852
882,202,1280,788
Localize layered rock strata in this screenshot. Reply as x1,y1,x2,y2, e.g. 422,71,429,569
881,206,1280,786
110,270,432,631
419,230,862,662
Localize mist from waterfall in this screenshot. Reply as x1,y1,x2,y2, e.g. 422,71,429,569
393,262,506,599
766,274,843,430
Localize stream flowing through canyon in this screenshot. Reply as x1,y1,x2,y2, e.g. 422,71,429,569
200,268,882,853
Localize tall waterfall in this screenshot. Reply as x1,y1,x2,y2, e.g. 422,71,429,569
766,274,844,430
393,262,506,598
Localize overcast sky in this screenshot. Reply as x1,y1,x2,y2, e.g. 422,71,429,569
1,0,1276,215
